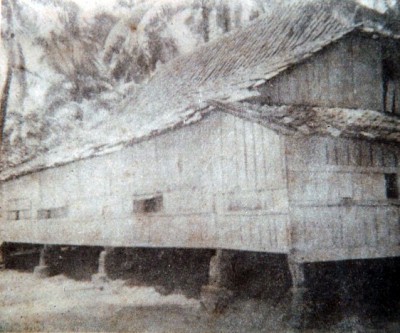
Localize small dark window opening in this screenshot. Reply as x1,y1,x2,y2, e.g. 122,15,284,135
7,209,31,221
51,207,68,218
38,209,51,219
133,195,163,214
385,173,399,199
37,207,68,219
382,42,400,115
7,210,20,221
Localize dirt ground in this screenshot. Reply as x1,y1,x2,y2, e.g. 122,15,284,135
0,270,400,333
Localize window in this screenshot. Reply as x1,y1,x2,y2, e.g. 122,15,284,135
382,42,400,115
383,79,400,114
37,209,51,219
385,173,399,199
37,206,68,219
51,207,69,219
7,210,19,221
6,198,31,221
133,195,163,213
7,209,30,221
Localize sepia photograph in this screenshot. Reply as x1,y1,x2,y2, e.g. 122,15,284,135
0,0,400,331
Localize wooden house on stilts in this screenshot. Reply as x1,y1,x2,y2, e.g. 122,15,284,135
1,0,400,327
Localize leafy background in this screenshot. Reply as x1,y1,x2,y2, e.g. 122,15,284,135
0,0,397,167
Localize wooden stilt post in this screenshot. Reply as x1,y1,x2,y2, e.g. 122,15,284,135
201,249,234,312
33,245,52,278
288,257,308,329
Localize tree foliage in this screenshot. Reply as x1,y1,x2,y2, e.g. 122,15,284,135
3,0,398,167
0,0,29,152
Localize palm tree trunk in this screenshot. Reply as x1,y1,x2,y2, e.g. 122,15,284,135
0,0,14,153
201,1,210,42
0,60,13,151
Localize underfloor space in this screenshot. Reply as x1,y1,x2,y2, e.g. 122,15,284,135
1,243,400,329
304,258,400,327
0,268,400,332
102,249,293,300
2,243,103,280
103,247,214,298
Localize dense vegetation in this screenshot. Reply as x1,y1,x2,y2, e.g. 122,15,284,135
0,0,398,167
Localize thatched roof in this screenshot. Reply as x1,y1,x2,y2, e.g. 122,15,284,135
1,0,399,180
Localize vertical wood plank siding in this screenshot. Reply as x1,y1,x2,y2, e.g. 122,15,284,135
259,35,383,111
287,136,400,262
0,112,289,252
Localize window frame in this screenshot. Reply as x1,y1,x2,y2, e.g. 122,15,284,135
384,173,399,199
133,194,163,214
37,206,68,220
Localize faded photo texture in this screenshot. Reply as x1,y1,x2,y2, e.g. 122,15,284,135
0,0,400,332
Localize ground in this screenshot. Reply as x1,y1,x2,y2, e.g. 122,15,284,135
0,269,400,333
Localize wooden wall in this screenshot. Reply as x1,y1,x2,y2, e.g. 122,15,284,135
383,38,400,115
286,136,400,262
258,34,383,111
0,112,289,253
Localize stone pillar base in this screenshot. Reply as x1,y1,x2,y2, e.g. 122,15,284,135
91,273,109,285
33,265,52,278
200,285,234,313
289,286,309,329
